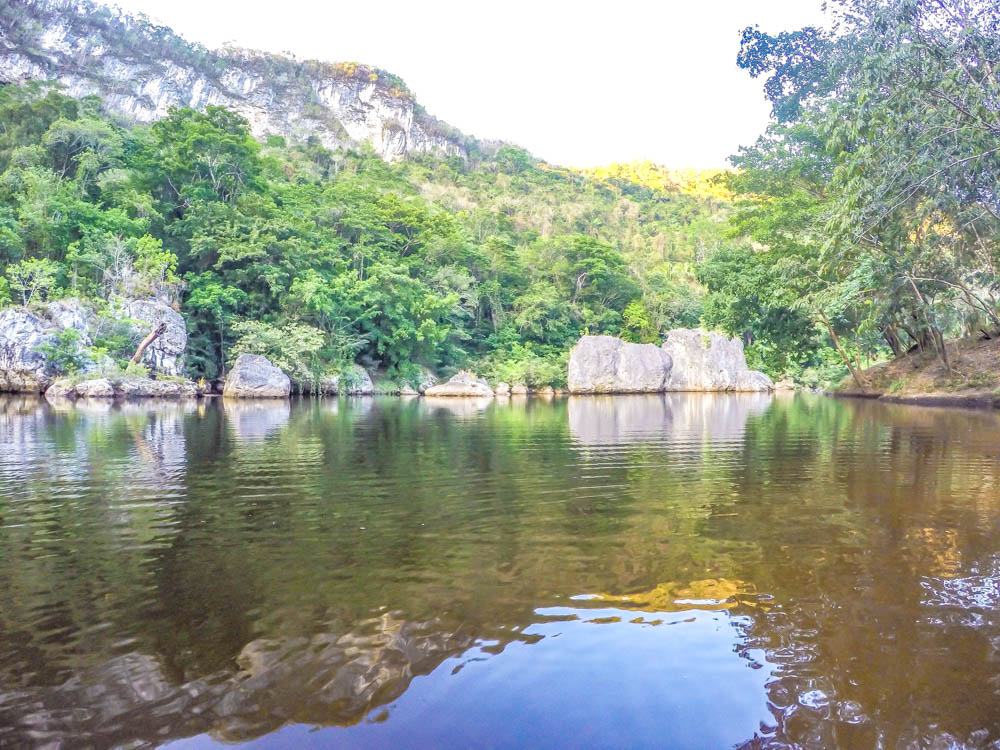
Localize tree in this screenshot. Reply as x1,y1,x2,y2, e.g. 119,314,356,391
6,257,61,305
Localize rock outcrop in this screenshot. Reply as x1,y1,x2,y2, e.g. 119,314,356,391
423,371,494,397
0,308,55,392
124,299,187,377
1,0,470,162
223,354,290,399
567,335,673,393
567,330,773,394
661,329,773,392
495,382,511,396
318,365,374,395
1,296,191,392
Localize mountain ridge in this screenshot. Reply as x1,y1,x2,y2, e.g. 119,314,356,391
0,0,478,160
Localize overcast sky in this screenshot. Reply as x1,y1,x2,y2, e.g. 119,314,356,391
108,0,828,168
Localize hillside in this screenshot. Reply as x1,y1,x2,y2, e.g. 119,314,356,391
0,0,473,160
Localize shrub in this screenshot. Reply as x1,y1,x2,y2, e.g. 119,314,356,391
36,328,90,374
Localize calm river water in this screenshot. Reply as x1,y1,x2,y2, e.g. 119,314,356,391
1,393,999,749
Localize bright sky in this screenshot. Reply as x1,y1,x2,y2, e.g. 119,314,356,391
108,0,828,168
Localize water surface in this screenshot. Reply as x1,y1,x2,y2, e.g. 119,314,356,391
1,393,999,748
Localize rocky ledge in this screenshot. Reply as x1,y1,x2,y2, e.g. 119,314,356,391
568,329,773,394
46,376,200,400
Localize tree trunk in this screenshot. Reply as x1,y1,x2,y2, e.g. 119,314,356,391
819,311,865,388
131,322,167,367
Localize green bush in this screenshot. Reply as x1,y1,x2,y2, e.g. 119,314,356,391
36,328,90,374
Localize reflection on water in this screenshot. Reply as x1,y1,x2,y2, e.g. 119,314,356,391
2,394,1000,748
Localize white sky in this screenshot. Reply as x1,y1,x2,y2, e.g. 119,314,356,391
107,0,828,168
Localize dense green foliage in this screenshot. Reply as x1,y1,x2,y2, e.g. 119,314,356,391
0,82,726,385
711,0,1000,386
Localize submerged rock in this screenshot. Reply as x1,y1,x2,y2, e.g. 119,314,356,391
223,354,290,399
423,371,494,397
661,329,773,392
567,335,673,394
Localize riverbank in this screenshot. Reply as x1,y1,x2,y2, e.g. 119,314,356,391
830,334,1000,409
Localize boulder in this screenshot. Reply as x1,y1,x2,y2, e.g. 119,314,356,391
423,371,494,397
320,365,374,395
661,329,773,392
74,378,115,398
124,299,187,377
494,382,511,396
567,335,673,394
44,377,76,400
0,308,55,392
511,384,529,395
399,385,419,396
536,386,555,397
774,377,796,391
223,354,290,398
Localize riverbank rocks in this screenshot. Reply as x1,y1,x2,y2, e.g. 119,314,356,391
124,299,187,377
511,384,528,395
495,382,511,396
661,329,773,392
44,376,200,400
319,365,374,395
424,371,494,397
568,335,673,393
223,354,290,398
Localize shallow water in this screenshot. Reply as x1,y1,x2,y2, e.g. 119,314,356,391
1,393,999,748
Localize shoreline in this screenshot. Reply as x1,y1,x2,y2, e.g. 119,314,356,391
828,388,1000,410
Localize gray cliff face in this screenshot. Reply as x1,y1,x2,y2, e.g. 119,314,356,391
0,0,470,161
661,328,773,392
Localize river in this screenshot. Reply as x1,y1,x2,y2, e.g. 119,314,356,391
0,393,998,748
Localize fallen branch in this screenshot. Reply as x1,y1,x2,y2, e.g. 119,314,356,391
131,322,167,365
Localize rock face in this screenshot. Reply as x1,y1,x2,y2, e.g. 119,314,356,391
223,354,291,398
567,335,673,393
45,299,91,343
661,329,773,392
567,331,773,394
0,308,54,392
424,371,494,397
1,0,470,162
319,365,374,395
124,299,187,377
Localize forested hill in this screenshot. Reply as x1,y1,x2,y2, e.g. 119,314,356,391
0,0,473,160
0,75,736,389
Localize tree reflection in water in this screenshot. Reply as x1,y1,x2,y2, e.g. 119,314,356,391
0,395,999,748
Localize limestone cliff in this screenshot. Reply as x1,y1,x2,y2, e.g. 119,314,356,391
0,0,472,160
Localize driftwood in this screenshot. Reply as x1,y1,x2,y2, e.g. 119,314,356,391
130,322,167,365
